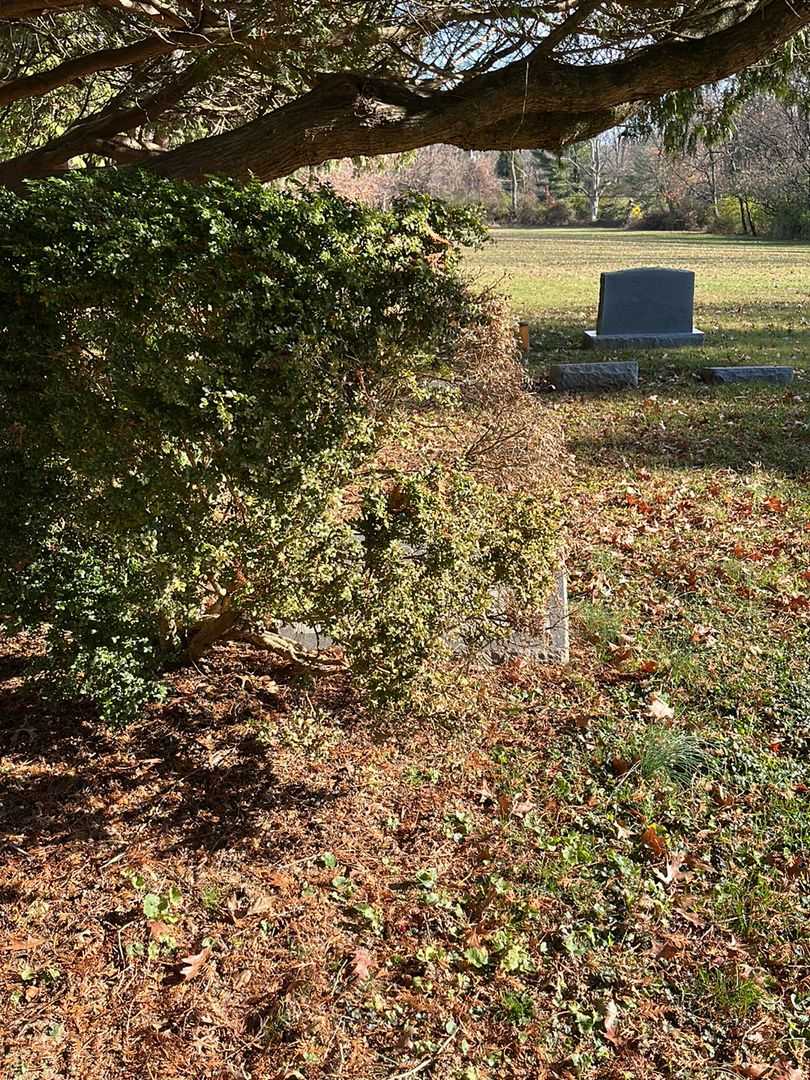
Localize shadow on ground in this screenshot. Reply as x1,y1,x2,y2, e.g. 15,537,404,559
523,311,809,477
0,642,349,858
529,303,810,354
562,402,810,476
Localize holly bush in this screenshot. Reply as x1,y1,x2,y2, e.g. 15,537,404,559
0,171,558,724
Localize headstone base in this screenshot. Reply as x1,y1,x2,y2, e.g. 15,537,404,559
700,366,794,385
550,361,639,391
584,329,704,350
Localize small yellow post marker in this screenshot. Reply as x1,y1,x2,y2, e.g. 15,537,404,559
518,321,530,354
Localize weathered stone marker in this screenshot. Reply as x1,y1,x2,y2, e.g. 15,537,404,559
549,360,639,390
485,564,570,666
273,565,571,667
700,366,794,385
584,267,704,349
518,321,530,353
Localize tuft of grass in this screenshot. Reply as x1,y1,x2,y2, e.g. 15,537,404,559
498,989,535,1027
200,885,223,912
694,968,769,1017
635,726,711,783
574,600,625,651
715,874,780,938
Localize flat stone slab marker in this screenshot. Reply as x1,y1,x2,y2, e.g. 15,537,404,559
550,360,639,390
700,366,794,385
584,267,705,349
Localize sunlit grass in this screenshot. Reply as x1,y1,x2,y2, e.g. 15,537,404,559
472,227,810,321
462,227,810,1068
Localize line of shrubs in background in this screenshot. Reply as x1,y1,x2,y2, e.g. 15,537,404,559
324,142,810,240
491,193,810,238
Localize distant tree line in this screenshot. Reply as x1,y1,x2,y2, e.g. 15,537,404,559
323,83,810,240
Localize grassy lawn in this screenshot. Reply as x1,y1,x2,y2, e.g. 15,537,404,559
1,229,808,1080
472,228,810,1075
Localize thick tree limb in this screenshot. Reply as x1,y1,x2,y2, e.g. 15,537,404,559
186,606,239,661
0,0,808,188
224,628,347,670
143,0,810,183
185,607,346,669
146,75,630,183
0,51,216,185
0,0,188,24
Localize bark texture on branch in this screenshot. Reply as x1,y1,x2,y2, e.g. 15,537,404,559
0,31,208,108
0,52,217,187
146,0,810,184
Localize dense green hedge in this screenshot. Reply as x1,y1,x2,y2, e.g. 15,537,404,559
0,172,558,723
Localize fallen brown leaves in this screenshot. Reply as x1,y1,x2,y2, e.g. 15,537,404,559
178,947,212,981
646,693,674,721
351,946,375,982
640,825,666,857
739,1063,803,1080
652,850,688,887
2,364,809,1080
603,998,621,1047
2,935,46,954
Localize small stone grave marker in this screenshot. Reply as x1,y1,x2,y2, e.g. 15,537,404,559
272,565,570,667
700,366,794,385
549,360,638,391
584,267,704,349
484,564,569,666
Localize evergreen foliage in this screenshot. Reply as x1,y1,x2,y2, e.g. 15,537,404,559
0,173,559,723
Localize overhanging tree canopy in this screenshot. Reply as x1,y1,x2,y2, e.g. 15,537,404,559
1,0,809,188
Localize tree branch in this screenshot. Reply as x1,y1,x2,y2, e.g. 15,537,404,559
224,628,347,671
0,0,188,25
0,52,215,185
141,0,810,183
529,0,602,58
1,0,807,188
0,34,196,108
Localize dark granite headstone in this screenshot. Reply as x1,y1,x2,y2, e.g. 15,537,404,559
584,267,704,349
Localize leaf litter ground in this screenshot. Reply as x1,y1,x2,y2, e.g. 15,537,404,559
2,229,809,1079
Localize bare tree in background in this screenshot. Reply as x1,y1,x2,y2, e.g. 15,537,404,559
558,131,628,220
717,95,810,233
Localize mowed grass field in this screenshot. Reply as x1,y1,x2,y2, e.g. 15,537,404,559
474,226,810,470
475,227,809,334
476,227,809,387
